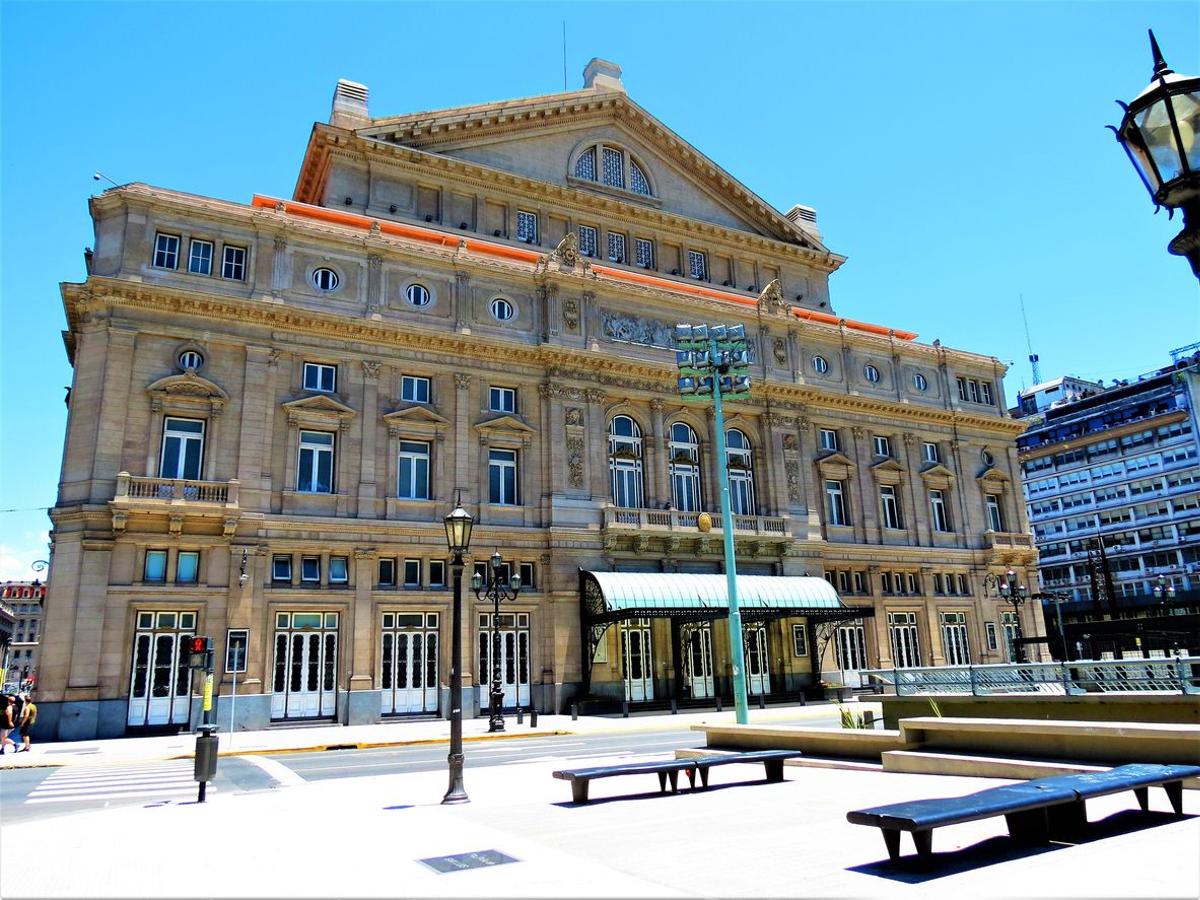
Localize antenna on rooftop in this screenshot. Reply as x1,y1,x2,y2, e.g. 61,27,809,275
562,21,567,90
1020,294,1042,385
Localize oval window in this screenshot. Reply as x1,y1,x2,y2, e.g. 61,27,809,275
864,364,880,383
312,267,340,292
490,297,515,321
178,350,204,372
406,283,431,307
913,372,928,392
812,355,829,375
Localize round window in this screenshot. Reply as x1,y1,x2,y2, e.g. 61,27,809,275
312,267,340,292
178,350,204,372
913,372,928,392
406,283,431,307
864,364,880,383
490,297,515,321
812,355,829,375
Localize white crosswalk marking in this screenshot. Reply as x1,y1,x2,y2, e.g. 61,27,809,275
26,762,214,804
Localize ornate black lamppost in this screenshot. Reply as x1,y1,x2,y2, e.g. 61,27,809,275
985,570,1029,662
472,550,522,732
1153,573,1177,601
1111,30,1200,280
441,499,474,805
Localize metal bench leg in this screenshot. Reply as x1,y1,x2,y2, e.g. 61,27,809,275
657,772,668,793
911,830,933,859
699,766,710,789
1163,780,1184,815
1048,800,1088,838
765,760,784,783
685,767,697,789
668,770,680,793
1134,787,1149,812
881,828,901,862
572,781,589,804
1005,809,1050,844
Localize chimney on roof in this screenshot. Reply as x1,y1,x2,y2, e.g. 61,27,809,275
785,204,821,240
330,79,370,128
583,58,625,93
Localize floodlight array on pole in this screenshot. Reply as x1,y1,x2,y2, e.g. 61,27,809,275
674,322,752,725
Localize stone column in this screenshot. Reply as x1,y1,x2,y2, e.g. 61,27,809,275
454,373,472,499
703,407,720,512
850,426,875,544
358,360,381,515
950,439,972,549
237,346,274,495
270,235,290,296
348,549,376,721
366,253,383,317
647,398,666,509
763,413,790,517
902,432,926,547
453,272,471,333
91,326,138,499
587,388,608,501
795,415,816,526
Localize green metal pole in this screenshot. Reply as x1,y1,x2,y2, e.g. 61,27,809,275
711,339,749,725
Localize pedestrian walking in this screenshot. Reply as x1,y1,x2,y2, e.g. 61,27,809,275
0,694,14,754
17,693,36,752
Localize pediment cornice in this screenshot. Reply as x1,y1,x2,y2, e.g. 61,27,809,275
919,463,957,483
381,405,451,428
147,372,229,402
977,466,1010,485
474,413,536,435
282,393,357,426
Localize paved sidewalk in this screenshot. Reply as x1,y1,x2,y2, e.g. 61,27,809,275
0,700,870,769
2,746,1195,898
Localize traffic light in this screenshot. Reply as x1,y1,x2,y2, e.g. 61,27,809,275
188,636,212,670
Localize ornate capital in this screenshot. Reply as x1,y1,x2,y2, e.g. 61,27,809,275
367,254,383,271
649,397,664,413
454,373,472,391
797,416,810,431
585,388,606,405
273,236,287,253
361,360,381,381
354,547,375,560
268,349,282,368
902,432,917,446
455,271,471,287
538,382,553,399
851,426,866,440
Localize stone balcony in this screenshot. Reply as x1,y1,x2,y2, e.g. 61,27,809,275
110,472,240,536
983,531,1035,550
601,506,791,556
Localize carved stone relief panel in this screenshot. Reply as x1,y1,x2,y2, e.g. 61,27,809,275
601,311,674,349
566,434,585,489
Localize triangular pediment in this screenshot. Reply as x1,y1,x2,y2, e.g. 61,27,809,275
870,457,906,474
147,372,228,401
382,405,450,428
283,394,357,417
977,466,1010,485
919,463,957,481
349,91,826,251
816,451,856,469
475,413,536,435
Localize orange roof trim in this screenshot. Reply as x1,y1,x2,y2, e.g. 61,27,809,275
252,195,917,341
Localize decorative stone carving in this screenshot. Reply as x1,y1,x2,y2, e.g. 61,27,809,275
782,434,798,452
758,279,788,314
551,231,580,268
454,373,472,391
585,388,606,405
354,547,375,560
562,297,580,332
785,459,801,503
169,514,184,536
268,349,282,367
851,426,867,440
222,516,238,537
367,253,382,271
361,360,381,381
601,311,674,349
566,434,585,488
455,271,470,288
649,397,664,413
773,336,788,365
565,407,584,427
111,510,128,534
273,236,287,253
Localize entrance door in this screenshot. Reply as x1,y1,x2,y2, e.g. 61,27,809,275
381,612,439,715
271,612,338,720
685,624,714,698
834,620,868,688
622,618,654,702
745,626,771,695
478,612,530,710
127,610,196,727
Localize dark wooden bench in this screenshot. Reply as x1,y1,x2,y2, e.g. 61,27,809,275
687,750,804,788
847,763,1200,862
553,750,804,804
552,758,695,804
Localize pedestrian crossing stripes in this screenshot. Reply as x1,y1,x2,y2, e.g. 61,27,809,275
26,761,214,804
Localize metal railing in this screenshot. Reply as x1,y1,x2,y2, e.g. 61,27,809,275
603,507,788,536
860,655,1200,696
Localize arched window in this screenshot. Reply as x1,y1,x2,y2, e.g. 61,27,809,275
669,422,702,512
726,429,755,516
608,415,644,508
571,143,654,197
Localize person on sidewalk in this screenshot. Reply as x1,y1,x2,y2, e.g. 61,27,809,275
17,693,36,752
0,695,14,754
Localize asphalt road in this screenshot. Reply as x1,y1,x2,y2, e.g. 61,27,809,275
0,715,840,822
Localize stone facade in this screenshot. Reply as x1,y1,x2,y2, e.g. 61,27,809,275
40,61,1042,739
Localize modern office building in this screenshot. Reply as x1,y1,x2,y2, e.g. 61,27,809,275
1016,351,1200,655
40,61,1039,739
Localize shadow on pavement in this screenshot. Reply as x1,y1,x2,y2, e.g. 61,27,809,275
848,810,1191,883
550,777,783,808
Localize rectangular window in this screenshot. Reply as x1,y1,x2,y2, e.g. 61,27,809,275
303,362,337,393
635,238,654,269
893,572,905,594
329,556,348,584
602,147,624,188
403,559,421,588
301,556,321,583
880,485,903,529
956,574,968,595
687,249,707,280
489,386,516,413
930,489,950,532
985,621,999,651
922,442,940,464
837,570,850,593
873,435,891,457
401,376,430,403
378,558,396,586
941,611,971,665
791,624,809,657
176,551,200,584
956,376,968,401
272,555,292,582
516,210,538,243
820,429,839,452
852,571,865,594
825,479,847,526
489,448,519,505
297,431,335,493
981,382,994,405
225,629,249,674
607,231,626,263
221,245,247,281
578,224,598,258
986,493,1005,531
144,550,168,582
906,573,919,595
429,560,446,588
188,239,213,275
397,441,430,500
933,573,944,594
519,561,535,590
153,233,180,269
888,611,922,667
160,417,205,480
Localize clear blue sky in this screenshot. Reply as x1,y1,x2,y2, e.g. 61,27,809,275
2,1,1198,579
